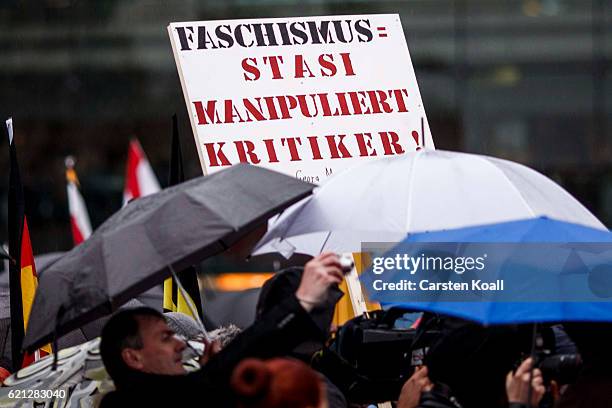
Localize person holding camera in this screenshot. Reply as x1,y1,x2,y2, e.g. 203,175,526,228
255,253,350,408
505,357,546,408
98,252,345,407
397,357,544,408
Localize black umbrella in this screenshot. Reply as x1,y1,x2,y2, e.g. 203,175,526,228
23,164,314,352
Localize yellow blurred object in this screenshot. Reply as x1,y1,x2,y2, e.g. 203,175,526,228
163,277,200,319
522,0,542,17
214,273,274,291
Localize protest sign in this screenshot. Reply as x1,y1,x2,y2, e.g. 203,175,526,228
169,14,433,180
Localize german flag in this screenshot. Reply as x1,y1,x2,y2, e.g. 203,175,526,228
6,118,51,370
18,220,51,367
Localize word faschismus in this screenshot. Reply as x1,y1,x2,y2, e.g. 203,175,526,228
174,19,374,51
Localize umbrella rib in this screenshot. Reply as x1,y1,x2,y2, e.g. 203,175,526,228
318,231,332,254
404,152,422,232
483,157,536,217
102,236,124,311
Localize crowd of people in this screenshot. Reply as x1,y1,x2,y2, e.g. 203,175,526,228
97,253,612,408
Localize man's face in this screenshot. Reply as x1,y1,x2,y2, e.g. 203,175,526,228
124,317,187,375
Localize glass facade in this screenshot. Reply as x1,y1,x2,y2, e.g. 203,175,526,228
0,0,610,254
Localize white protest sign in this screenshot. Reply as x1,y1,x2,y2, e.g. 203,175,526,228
169,14,434,181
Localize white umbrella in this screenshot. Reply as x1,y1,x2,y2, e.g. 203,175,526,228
254,150,606,257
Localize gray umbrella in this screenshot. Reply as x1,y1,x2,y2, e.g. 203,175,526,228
0,254,102,364
0,253,158,368
23,164,314,352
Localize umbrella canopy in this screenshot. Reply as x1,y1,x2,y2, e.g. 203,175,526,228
23,164,314,352
36,251,165,313
35,251,64,272
361,217,612,325
0,255,151,368
254,150,605,257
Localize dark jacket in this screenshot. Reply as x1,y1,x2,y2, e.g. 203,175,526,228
555,368,612,408
100,294,322,407
257,267,347,408
417,383,462,408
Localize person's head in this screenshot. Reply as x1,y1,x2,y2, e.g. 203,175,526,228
100,307,186,386
231,358,327,408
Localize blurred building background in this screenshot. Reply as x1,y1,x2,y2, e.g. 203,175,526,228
0,0,610,266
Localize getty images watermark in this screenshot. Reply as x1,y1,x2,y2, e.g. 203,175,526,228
370,251,502,292
359,242,612,303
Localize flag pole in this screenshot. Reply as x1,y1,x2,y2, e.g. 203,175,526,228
168,264,210,342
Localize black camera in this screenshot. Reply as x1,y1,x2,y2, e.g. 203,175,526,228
520,331,582,408
528,326,582,385
312,308,438,403
538,354,582,385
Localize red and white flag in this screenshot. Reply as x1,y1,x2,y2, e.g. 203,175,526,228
65,157,92,246
123,139,161,205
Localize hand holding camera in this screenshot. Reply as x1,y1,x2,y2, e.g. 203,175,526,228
296,252,347,311
506,357,546,407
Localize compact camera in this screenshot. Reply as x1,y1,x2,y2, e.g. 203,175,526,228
339,254,355,274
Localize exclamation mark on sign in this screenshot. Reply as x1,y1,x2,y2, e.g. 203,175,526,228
377,27,388,38
412,131,422,151
411,117,426,151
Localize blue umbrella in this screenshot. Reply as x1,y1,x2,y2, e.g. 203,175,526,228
361,217,612,325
